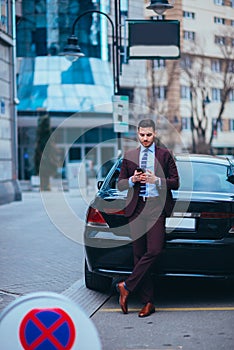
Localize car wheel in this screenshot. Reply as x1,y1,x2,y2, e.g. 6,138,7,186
85,260,112,292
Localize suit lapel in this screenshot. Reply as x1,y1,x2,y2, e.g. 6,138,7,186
133,147,141,166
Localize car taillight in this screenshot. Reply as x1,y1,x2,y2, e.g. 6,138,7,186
200,212,234,219
86,207,109,227
103,208,125,215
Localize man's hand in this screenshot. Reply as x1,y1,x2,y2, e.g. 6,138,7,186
131,169,160,185
144,170,160,185
131,170,145,183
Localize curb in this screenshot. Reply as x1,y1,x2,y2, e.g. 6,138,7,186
62,278,110,317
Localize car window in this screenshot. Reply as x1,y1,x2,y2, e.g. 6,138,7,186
104,159,233,194
177,161,234,193
100,159,121,190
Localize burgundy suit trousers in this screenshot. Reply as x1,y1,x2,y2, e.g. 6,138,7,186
125,197,165,304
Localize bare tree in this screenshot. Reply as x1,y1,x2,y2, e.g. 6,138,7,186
149,59,179,117
209,29,234,152
148,59,180,150
181,27,234,154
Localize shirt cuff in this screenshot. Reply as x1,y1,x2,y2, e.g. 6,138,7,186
129,177,135,187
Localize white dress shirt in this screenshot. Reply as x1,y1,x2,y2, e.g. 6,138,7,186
129,144,159,197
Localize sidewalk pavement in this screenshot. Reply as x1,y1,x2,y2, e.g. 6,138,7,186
0,180,97,312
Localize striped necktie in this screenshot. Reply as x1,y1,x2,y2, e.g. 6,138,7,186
139,149,148,196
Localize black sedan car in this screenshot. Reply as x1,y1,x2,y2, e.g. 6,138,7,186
84,155,234,292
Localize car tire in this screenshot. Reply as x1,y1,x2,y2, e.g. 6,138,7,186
85,260,112,292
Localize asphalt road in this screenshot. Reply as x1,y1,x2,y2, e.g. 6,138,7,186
1,185,234,349
93,278,234,350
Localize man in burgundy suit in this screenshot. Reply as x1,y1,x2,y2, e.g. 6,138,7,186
117,119,179,317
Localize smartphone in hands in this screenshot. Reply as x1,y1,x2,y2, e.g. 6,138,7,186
136,167,145,173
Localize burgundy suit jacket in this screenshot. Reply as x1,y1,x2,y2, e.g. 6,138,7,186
118,145,179,218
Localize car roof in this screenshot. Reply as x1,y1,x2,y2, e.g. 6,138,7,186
175,154,229,165
117,154,230,166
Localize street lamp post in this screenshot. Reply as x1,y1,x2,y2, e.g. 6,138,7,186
59,1,122,150
60,9,120,96
60,1,176,152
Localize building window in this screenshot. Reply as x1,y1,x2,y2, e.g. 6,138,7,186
153,59,165,70
181,55,192,69
181,86,191,99
215,35,226,45
154,86,167,100
229,120,234,131
229,90,234,101
214,17,225,24
231,20,234,26
181,117,191,130
32,28,47,56
214,0,224,5
228,60,234,72
211,59,222,72
213,119,223,132
183,11,195,19
0,0,8,32
231,0,234,8
183,31,196,41
212,88,222,101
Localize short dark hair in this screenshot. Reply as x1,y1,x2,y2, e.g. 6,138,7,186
138,119,156,131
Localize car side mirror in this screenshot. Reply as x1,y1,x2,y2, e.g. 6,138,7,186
226,158,234,184
97,180,104,190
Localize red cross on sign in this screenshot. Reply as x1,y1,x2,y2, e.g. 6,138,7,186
19,308,76,350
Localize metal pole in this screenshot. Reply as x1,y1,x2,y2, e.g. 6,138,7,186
114,0,121,94
71,10,116,95
12,0,22,200
114,0,122,153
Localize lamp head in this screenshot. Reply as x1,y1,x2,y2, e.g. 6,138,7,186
146,0,174,15
59,35,85,62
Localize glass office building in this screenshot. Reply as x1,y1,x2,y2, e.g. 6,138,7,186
16,0,126,181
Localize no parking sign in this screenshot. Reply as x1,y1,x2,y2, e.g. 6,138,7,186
0,292,101,350
19,308,76,349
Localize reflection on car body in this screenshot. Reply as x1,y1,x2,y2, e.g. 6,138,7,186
83,155,234,292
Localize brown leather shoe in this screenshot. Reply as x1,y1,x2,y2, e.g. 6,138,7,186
138,302,155,318
116,282,129,314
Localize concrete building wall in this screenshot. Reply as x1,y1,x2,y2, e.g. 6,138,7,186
0,0,21,204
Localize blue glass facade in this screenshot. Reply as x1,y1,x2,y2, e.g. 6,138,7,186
16,1,117,181
16,0,102,58
17,56,113,112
